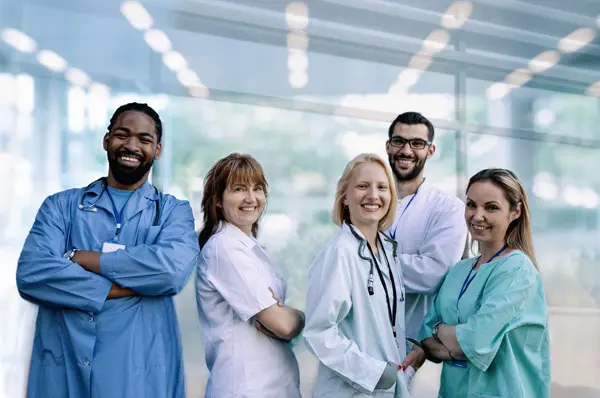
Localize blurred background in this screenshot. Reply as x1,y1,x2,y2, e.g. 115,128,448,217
0,0,599,397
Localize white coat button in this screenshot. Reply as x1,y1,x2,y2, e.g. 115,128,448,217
83,361,90,366
88,317,94,323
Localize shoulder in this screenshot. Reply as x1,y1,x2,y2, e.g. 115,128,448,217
201,227,248,259
446,257,475,276
426,186,464,212
43,188,84,211
159,192,193,213
491,251,539,285
311,228,356,263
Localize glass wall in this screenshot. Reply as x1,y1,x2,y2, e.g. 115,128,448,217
1,1,599,397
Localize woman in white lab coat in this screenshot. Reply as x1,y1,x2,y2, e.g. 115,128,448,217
304,153,420,397
195,153,305,398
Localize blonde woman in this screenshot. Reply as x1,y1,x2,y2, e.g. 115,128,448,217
304,153,418,397
419,168,550,397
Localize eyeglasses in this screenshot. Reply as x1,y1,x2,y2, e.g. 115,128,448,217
389,136,432,150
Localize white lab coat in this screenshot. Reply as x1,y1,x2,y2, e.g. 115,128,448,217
195,222,301,398
304,222,410,398
388,182,468,341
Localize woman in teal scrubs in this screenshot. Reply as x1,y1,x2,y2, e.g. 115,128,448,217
418,168,550,398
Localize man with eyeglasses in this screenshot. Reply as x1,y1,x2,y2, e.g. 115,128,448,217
385,112,468,378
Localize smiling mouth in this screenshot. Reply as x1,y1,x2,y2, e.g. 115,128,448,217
395,158,415,166
361,204,382,212
118,155,141,167
471,224,490,232
240,206,256,213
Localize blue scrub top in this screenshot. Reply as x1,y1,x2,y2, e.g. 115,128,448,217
16,179,200,398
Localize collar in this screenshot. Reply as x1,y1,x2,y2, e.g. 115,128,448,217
342,222,397,258
219,221,258,249
83,177,158,203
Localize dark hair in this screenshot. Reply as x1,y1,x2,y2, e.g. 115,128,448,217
198,153,269,249
467,168,538,269
388,111,435,141
107,102,163,143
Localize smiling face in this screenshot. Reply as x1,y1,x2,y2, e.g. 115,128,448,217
103,110,161,188
465,180,521,246
220,182,266,236
344,162,392,230
385,122,435,182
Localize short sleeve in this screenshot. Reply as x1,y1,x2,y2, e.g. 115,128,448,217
455,256,538,371
205,238,276,321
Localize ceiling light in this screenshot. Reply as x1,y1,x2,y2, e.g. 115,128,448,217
486,82,510,100
397,69,421,87
557,27,596,53
286,2,309,31
36,50,68,73
177,69,200,87
120,1,153,31
586,81,600,97
189,83,210,99
528,51,559,73
504,68,532,87
422,29,450,54
287,32,309,51
287,50,308,72
408,52,433,71
1,28,37,53
144,29,172,53
162,51,187,72
289,71,308,88
65,67,90,86
441,1,473,30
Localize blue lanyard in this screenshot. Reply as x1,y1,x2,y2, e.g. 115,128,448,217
390,181,424,240
105,188,131,241
457,244,508,305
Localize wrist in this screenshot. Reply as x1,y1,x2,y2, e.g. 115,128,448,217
432,321,443,343
63,248,79,262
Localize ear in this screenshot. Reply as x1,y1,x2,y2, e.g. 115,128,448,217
103,133,109,151
154,142,162,160
426,143,436,160
511,202,522,222
385,140,391,153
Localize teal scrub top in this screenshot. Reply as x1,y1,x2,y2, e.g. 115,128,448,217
419,251,551,398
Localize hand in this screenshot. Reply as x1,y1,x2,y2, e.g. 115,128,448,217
268,286,283,307
255,320,285,340
401,345,426,371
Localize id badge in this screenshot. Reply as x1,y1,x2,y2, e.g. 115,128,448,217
450,360,467,368
102,242,126,253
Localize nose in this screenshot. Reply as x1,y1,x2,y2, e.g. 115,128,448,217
366,185,378,199
398,143,413,156
472,208,485,222
244,190,256,203
122,136,141,152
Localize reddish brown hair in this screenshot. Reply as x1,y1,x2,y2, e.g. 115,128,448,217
198,153,268,249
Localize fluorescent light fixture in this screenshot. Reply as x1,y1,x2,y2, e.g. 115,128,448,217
289,71,308,88
504,68,532,87
36,50,68,73
422,29,450,54
387,83,407,96
0,73,16,106
287,50,309,72
397,69,421,87
486,82,510,100
87,83,111,129
287,31,309,51
528,51,559,73
409,52,433,71
189,83,210,99
286,2,309,30
557,27,595,53
68,86,87,133
441,1,473,30
65,67,90,86
120,1,153,31
177,69,200,87
144,29,172,53
162,51,187,72
1,28,37,53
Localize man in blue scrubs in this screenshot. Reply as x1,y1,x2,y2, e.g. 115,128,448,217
16,102,199,398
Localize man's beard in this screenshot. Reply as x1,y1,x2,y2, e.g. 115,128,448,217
108,151,154,186
389,154,426,182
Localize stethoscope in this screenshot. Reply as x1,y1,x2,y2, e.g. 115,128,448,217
346,221,404,337
78,177,162,226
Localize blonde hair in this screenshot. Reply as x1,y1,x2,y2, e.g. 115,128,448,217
332,153,397,231
467,168,538,269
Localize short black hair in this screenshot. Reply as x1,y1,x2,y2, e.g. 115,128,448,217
107,102,163,143
388,111,435,141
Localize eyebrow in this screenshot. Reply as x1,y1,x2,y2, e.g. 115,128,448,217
466,198,501,206
113,126,156,140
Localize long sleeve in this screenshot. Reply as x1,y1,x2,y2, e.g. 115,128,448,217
16,195,113,313
303,245,386,395
417,292,443,341
99,200,199,295
455,258,538,371
401,200,467,295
